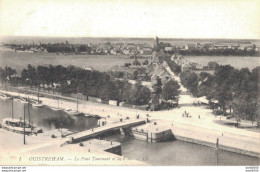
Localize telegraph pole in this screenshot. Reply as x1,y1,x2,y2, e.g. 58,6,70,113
28,97,30,125
23,105,26,145
37,84,40,103
11,98,14,119
76,87,79,112
77,94,79,112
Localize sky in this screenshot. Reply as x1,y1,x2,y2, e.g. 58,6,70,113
0,0,260,39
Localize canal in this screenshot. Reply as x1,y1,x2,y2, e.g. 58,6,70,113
0,98,259,166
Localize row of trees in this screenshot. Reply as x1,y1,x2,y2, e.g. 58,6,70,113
180,65,260,125
151,76,180,109
155,42,259,56
164,56,182,75
179,48,259,56
0,65,152,106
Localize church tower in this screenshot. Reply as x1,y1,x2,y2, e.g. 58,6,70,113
154,36,159,48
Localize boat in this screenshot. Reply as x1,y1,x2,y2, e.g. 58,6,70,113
0,94,11,101
64,109,81,115
49,96,63,111
64,92,81,115
20,97,28,104
32,103,44,108
1,118,43,135
50,106,62,111
31,100,44,108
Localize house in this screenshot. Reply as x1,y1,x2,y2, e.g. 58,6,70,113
150,66,171,85
110,49,117,55
153,66,165,76
151,75,159,85
123,49,130,55
182,63,192,71
160,72,171,84
164,47,174,52
184,44,195,50
214,44,228,49
195,64,204,70
84,67,93,71
139,50,144,55
146,63,155,74
239,44,252,50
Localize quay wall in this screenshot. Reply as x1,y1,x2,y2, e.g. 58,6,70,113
124,127,175,143
174,135,260,158
109,100,118,106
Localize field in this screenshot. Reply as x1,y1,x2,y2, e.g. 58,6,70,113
0,51,259,74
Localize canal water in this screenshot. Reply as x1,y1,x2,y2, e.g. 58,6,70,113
0,98,97,132
105,134,259,166
0,98,259,166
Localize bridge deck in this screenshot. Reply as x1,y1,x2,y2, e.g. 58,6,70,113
69,119,146,142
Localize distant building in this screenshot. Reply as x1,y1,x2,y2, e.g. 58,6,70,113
150,66,171,85
110,49,117,55
84,67,93,71
184,44,195,50
123,49,130,55
164,47,174,52
154,36,159,48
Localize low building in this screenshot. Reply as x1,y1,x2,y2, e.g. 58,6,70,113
164,47,174,52
184,44,195,50
110,49,117,55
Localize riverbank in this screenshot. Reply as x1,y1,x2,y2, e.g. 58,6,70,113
1,89,260,160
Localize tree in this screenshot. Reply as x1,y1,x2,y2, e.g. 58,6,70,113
130,82,151,105
142,59,149,65
208,61,219,69
78,45,87,52
1,66,17,85
114,79,128,102
27,64,37,87
232,67,258,125
153,77,162,96
132,59,141,66
165,57,182,75
37,65,49,91
121,81,132,103
180,71,199,96
99,81,118,100
124,63,131,67
161,80,180,101
212,65,235,112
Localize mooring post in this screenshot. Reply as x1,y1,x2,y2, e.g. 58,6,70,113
163,131,165,142
216,138,219,166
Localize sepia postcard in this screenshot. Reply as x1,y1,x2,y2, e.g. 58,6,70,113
0,0,259,169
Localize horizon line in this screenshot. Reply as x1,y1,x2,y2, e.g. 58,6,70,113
1,35,260,41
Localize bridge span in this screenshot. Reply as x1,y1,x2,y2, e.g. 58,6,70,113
68,119,146,143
